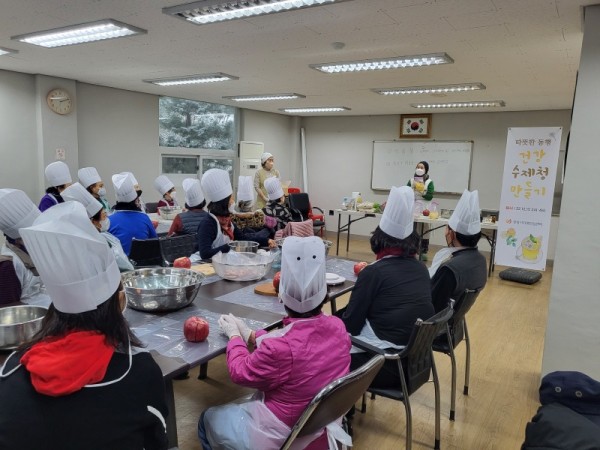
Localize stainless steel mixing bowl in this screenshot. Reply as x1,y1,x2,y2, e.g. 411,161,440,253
121,268,205,312
228,241,259,253
0,305,48,350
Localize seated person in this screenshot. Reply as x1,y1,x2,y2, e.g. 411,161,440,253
0,189,46,306
430,189,487,312
38,161,73,212
168,178,207,241
262,177,293,232
231,176,268,232
121,171,146,212
198,236,352,450
78,166,111,212
62,183,134,272
108,173,157,255
0,202,168,449
197,169,276,260
236,175,255,213
154,175,178,209
338,186,434,388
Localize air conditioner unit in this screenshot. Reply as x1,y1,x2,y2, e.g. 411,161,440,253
239,141,264,178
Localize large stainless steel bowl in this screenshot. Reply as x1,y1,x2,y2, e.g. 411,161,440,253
212,251,273,281
228,240,259,253
0,305,48,350
158,206,182,220
122,268,205,312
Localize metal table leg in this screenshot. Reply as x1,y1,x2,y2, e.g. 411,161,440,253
165,378,178,448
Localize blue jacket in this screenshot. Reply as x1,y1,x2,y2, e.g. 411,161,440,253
108,210,157,255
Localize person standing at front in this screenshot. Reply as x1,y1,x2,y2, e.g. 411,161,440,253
408,161,435,260
254,152,280,210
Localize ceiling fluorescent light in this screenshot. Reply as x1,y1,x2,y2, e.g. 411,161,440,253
164,0,353,25
279,106,350,113
144,73,239,86
373,82,485,96
411,100,506,109
11,19,146,48
0,47,18,56
223,93,305,102
310,52,453,74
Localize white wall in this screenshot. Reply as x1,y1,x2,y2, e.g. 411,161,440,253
542,5,600,377
302,110,571,258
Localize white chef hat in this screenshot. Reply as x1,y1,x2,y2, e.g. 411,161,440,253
449,189,481,235
154,175,175,196
20,202,120,314
182,178,205,208
379,186,415,239
61,183,102,219
0,189,41,240
279,236,327,314
112,173,137,203
265,177,284,201
237,176,254,202
78,167,101,188
45,161,72,187
200,169,232,204
261,152,273,164
120,171,139,187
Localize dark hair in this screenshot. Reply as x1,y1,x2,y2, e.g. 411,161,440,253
113,200,141,211
85,182,100,196
418,160,429,173
45,186,66,195
207,196,231,217
284,297,326,319
455,230,482,247
186,200,206,210
370,226,419,256
91,208,103,222
19,286,142,351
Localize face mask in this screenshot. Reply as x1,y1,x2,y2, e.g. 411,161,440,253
97,187,107,197
228,203,237,214
415,168,425,176
100,217,110,232
169,191,177,201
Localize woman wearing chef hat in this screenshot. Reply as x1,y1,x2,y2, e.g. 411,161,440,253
61,183,134,272
154,175,178,208
199,236,352,450
167,178,207,241
0,189,46,306
38,161,73,212
263,177,293,232
0,202,168,449
78,166,111,213
197,169,276,260
339,186,434,389
254,152,280,210
108,173,157,255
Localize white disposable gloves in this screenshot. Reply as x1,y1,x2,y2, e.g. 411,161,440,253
218,313,253,343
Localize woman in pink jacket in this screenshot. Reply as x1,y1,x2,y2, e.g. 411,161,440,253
198,236,352,450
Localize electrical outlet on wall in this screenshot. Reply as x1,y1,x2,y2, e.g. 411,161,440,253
55,148,66,160
329,210,334,216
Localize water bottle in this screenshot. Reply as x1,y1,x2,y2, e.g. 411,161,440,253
271,248,282,270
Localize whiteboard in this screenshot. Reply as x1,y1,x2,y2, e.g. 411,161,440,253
371,141,473,194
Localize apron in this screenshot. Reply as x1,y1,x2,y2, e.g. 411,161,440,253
209,213,231,249
205,321,351,450
0,244,49,306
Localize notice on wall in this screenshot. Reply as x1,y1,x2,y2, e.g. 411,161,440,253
495,127,562,271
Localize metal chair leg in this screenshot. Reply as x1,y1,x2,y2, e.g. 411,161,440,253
446,325,457,421
361,393,367,413
431,351,441,450
463,320,471,396
398,360,412,450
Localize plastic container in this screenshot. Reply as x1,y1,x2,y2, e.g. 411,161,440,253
271,248,282,270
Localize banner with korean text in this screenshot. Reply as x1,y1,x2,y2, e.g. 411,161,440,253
495,127,562,271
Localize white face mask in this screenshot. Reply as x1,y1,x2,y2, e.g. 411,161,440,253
100,217,110,232
228,203,237,214
169,191,177,201
97,187,107,198
415,168,425,176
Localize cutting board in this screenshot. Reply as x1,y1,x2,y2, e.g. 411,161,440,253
254,283,278,297
190,264,216,277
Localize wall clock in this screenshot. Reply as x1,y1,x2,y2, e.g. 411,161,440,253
46,88,73,115
400,114,432,138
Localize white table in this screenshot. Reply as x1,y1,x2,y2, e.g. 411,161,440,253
147,212,173,235
335,209,498,276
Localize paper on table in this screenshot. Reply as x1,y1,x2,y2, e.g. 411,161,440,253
190,264,216,276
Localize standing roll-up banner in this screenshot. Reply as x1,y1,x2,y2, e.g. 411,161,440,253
495,127,562,271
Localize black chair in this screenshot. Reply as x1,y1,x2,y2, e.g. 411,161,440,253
352,307,454,450
280,355,385,450
159,234,197,266
287,193,326,237
128,238,165,267
432,288,482,421
145,202,159,214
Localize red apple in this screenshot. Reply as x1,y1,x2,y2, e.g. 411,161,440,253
422,209,430,216
184,316,209,342
353,262,368,275
273,271,281,292
173,257,192,269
